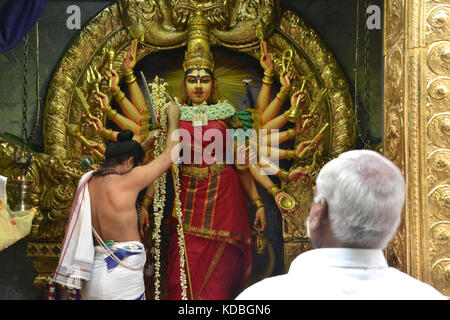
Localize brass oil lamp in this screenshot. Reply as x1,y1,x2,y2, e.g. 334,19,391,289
11,151,33,211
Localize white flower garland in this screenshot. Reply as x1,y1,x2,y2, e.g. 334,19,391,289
175,98,236,122
171,164,188,300
150,80,188,300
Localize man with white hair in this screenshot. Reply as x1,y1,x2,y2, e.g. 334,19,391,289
236,150,446,300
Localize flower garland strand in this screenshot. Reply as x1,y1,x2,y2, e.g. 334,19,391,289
171,164,188,300
150,80,167,300
149,79,188,300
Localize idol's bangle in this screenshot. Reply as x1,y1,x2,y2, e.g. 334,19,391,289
276,88,289,102
262,70,274,84
286,150,295,160
287,128,296,139
124,70,136,84
268,185,281,197
102,128,114,140
262,74,274,85
105,107,118,119
252,198,265,210
278,169,289,180
112,88,126,102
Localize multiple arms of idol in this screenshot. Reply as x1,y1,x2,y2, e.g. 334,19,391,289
232,41,326,215
69,39,327,231
82,40,157,146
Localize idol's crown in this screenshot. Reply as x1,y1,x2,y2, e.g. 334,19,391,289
183,10,214,72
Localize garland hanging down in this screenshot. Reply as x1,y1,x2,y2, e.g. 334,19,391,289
150,78,188,300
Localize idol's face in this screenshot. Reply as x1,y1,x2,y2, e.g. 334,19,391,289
183,69,214,105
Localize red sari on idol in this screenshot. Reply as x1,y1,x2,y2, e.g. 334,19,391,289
166,119,252,300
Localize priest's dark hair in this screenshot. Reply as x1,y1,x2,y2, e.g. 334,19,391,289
103,129,145,168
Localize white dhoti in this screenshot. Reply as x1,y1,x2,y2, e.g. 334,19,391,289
53,171,146,300
81,241,146,300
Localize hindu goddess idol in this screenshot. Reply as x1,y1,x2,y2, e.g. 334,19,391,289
164,11,266,300
162,9,317,299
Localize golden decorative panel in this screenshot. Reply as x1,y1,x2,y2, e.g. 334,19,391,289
384,0,450,297
26,243,62,288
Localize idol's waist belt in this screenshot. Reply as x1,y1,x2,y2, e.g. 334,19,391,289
180,163,226,180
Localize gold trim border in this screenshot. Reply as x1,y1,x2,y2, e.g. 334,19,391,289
384,0,450,297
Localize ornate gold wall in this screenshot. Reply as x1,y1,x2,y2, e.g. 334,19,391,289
383,0,450,297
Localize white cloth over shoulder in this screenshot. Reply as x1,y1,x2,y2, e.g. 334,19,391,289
53,171,95,290
81,241,146,300
0,175,8,204
236,248,447,300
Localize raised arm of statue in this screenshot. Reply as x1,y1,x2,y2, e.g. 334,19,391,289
262,89,305,130
122,40,147,114
85,114,118,142
92,91,139,136
256,41,274,113
260,71,294,125
65,122,105,160
105,68,142,123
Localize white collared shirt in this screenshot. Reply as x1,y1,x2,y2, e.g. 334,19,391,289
236,248,446,300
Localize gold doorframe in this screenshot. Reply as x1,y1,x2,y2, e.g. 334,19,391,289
383,0,450,296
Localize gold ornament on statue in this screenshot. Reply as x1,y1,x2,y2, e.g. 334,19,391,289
252,229,268,255
281,49,294,73
183,10,214,72
268,185,297,212
278,194,296,211
103,48,116,70
255,19,266,42
86,66,102,93
309,88,328,116
284,79,307,123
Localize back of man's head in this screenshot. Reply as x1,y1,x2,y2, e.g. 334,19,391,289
104,130,145,168
314,150,405,249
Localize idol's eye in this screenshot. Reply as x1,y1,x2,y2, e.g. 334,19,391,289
186,77,196,84
201,77,211,84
